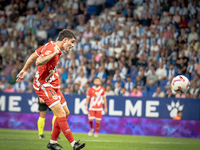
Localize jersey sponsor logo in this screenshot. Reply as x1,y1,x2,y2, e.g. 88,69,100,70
45,50,51,55
52,94,58,100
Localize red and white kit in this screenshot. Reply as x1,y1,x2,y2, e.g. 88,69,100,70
86,86,106,120
33,41,66,108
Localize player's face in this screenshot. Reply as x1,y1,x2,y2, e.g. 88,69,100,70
94,79,101,87
63,38,75,53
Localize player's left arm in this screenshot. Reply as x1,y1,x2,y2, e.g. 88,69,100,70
36,47,59,66
103,96,108,114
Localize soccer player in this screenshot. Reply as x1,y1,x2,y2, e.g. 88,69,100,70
16,29,85,150
85,77,108,137
37,97,57,139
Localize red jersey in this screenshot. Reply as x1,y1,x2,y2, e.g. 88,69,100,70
87,86,106,111
33,41,62,91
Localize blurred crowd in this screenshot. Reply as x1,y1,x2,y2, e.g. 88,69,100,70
0,0,200,99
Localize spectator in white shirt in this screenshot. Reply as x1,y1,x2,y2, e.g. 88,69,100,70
36,25,47,46
150,40,159,53
74,70,88,88
169,1,180,15
156,62,167,81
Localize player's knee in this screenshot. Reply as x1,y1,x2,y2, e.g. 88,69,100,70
96,120,100,123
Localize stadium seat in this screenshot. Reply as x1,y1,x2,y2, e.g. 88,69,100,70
87,6,97,15
105,0,116,8
160,80,168,86
142,91,148,97
149,85,157,91
160,86,166,92
148,91,154,97
131,73,138,80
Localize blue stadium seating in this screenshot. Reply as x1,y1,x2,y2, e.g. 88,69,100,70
149,85,157,91
160,80,168,86
87,6,97,15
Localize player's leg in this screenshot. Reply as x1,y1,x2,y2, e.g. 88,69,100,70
50,88,85,150
88,110,95,136
37,97,47,139
94,111,102,137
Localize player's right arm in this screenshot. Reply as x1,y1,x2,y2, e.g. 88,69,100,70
16,53,38,82
36,47,60,66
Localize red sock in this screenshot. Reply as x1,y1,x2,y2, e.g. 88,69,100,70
95,122,100,133
51,118,61,141
89,120,93,129
57,117,75,143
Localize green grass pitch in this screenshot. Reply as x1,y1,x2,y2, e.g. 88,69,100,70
0,129,199,150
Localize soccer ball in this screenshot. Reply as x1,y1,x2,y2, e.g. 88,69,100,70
171,75,190,94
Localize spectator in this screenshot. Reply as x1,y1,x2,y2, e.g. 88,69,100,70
14,81,26,93
124,75,134,92
120,87,130,97
146,66,158,86
4,59,14,76
114,82,122,95
74,70,88,88
8,71,17,85
130,86,143,97
167,64,177,80
189,82,199,98
195,63,200,75
96,65,107,83
152,87,165,98
166,88,175,98
173,111,182,120
0,77,7,90
0,80,5,92
188,27,198,43
4,83,15,93
175,93,186,98
156,62,167,81
105,85,115,96
73,83,82,94
64,87,71,94
134,75,144,91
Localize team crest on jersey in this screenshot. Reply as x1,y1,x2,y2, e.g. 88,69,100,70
45,50,51,55
52,94,58,100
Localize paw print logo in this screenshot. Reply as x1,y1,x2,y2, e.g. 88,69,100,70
28,96,39,113
166,100,184,118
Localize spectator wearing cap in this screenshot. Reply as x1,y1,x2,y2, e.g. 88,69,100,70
124,75,134,92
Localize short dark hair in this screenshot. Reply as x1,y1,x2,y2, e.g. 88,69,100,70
57,29,76,41
178,111,182,114
94,77,100,81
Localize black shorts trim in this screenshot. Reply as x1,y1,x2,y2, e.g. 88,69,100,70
38,98,51,111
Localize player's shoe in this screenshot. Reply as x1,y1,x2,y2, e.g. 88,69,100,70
47,142,63,150
94,133,98,137
39,134,45,139
73,140,85,150
88,129,94,136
